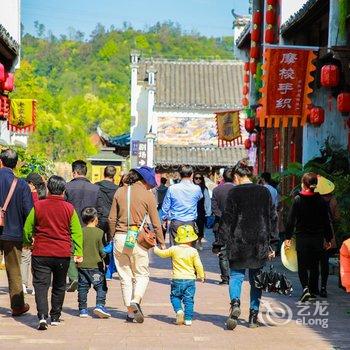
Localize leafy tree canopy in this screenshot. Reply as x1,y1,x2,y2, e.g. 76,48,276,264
15,21,234,161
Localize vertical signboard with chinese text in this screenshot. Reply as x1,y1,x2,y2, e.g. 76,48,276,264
136,142,147,166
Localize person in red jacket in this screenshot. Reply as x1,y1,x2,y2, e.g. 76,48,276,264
23,175,83,331
340,238,350,292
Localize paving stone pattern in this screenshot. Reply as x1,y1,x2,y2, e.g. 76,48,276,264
0,231,349,350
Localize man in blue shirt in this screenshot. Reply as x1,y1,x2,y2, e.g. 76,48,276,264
259,172,279,207
161,165,202,243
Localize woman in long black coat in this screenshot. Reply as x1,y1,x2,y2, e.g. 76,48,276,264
214,160,277,330
285,172,333,302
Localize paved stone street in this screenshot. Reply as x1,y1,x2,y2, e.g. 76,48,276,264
0,231,349,350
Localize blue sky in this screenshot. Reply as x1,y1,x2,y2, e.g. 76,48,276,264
22,0,250,38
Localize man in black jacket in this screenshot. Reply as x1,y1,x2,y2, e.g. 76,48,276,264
211,167,234,285
0,149,33,316
96,166,118,241
65,160,99,291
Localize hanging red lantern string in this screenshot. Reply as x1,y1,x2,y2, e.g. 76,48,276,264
252,10,262,25
321,64,340,88
244,138,252,150
309,106,325,126
266,7,276,25
242,62,250,106
250,10,262,79
0,63,5,83
337,92,350,113
264,2,277,44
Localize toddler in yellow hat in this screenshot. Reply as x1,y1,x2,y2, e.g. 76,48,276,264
154,225,205,326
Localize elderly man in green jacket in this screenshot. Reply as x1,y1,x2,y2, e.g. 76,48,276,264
24,175,83,331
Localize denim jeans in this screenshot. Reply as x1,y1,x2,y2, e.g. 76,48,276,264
229,268,262,311
170,279,196,321
78,268,107,310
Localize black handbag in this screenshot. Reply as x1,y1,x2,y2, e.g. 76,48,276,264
254,265,293,296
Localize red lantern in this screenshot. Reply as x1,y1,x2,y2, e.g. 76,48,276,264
2,73,14,92
244,73,250,83
0,63,5,83
242,97,249,107
266,9,276,25
250,46,260,59
250,60,257,75
337,92,350,113
244,139,252,149
309,106,325,126
244,62,250,71
265,27,274,44
251,28,260,42
252,11,262,25
267,0,277,5
321,65,340,88
242,85,249,96
245,118,255,133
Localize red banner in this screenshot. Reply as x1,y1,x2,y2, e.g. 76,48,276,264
259,48,317,128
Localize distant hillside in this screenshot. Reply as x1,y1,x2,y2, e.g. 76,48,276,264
14,22,234,161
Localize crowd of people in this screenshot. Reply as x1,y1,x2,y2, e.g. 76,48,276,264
0,147,347,332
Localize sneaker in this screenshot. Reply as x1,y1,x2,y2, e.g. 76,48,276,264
66,280,78,292
38,316,48,331
184,320,192,326
226,299,240,330
12,303,30,317
126,315,136,323
79,309,89,318
299,288,311,303
196,242,203,251
130,302,144,323
320,287,328,298
176,310,184,325
218,280,229,285
50,317,61,326
93,305,111,319
248,309,259,328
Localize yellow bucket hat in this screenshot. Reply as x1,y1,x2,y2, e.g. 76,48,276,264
315,175,335,195
281,238,298,272
175,225,198,244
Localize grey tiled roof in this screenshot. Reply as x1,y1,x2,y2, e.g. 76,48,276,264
154,144,247,166
138,59,244,111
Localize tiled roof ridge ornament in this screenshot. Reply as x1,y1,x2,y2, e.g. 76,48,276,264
0,24,19,55
280,0,320,34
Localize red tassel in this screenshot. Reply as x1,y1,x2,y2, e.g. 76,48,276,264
260,129,266,171
328,95,332,111
290,131,296,162
273,129,280,167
